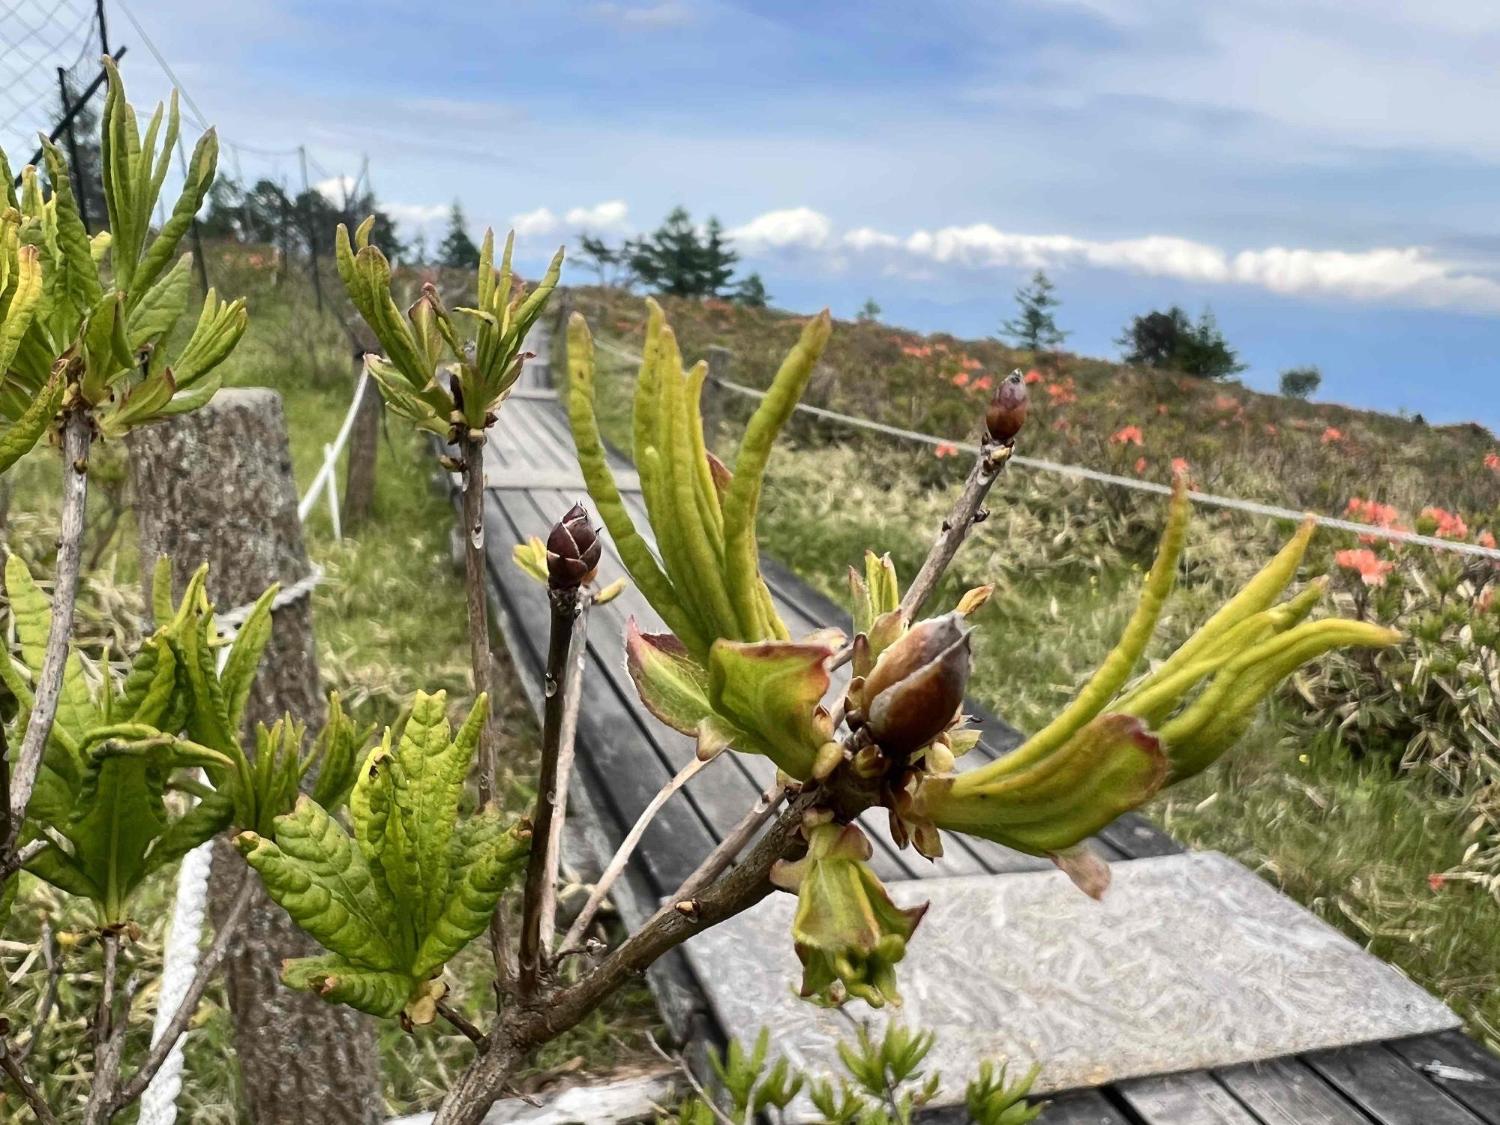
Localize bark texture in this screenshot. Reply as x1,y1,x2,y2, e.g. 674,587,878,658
128,388,382,1125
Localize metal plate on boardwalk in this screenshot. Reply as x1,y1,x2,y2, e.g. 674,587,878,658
680,851,1459,1116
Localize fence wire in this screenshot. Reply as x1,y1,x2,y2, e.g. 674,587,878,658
591,338,1500,563
0,0,102,163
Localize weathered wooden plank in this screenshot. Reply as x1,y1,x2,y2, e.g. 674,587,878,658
1385,1033,1500,1124
1116,1071,1260,1123
1305,1043,1488,1125
1215,1055,1373,1124
923,1088,1134,1124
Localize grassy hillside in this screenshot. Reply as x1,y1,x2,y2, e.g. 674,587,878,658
576,284,1500,1050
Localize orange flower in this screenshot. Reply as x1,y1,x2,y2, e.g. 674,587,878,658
901,344,933,359
1485,452,1500,472
1346,497,1401,544
972,375,993,392
1109,425,1144,446
1023,370,1043,385
1335,548,1395,587
1045,379,1078,405
1213,394,1240,412
933,442,959,459
1321,426,1344,444
1170,457,1190,477
1420,507,1469,541
1478,530,1497,550
1155,403,1169,416
1427,873,1448,892
1134,456,1148,474
952,373,970,388
961,356,983,371
1264,423,1278,436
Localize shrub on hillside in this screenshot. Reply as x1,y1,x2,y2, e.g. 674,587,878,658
1119,306,1245,379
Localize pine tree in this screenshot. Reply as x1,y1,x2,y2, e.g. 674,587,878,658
577,233,622,287
857,298,881,323
437,201,481,269
702,217,738,297
734,272,769,308
1118,306,1245,379
1000,270,1067,353
628,207,738,298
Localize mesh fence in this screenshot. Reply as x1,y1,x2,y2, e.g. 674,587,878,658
0,0,103,169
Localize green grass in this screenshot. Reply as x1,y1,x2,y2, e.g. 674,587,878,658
1,269,660,1123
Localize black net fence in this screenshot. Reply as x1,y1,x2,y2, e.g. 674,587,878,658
0,0,105,178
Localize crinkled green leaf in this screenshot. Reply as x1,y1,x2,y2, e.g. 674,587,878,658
383,692,483,935
411,812,527,978
221,584,276,732
280,953,411,1020
238,796,402,971
25,841,102,901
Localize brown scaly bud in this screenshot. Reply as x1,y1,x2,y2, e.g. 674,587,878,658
861,612,972,755
546,501,602,589
985,369,1028,445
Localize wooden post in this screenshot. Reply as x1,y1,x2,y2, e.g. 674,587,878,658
702,345,732,448
128,389,382,1125
342,324,382,528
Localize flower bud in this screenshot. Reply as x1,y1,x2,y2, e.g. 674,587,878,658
985,370,1028,445
770,822,927,1007
546,502,601,589
861,612,972,754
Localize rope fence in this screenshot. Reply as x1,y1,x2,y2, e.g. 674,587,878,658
592,338,1500,563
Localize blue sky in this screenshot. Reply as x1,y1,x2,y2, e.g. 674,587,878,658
7,0,1500,432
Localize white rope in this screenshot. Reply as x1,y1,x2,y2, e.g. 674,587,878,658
298,362,370,523
592,339,1500,562
143,368,366,1125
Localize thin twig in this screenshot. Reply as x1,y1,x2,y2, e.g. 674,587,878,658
14,923,59,1064
461,431,501,809
111,872,255,1109
674,781,787,902
94,931,119,1056
437,999,487,1047
897,439,1012,623
0,1033,57,1125
561,752,719,953
6,410,91,854
0,838,49,882
537,591,592,953
460,430,515,989
517,586,582,1001
645,1035,735,1125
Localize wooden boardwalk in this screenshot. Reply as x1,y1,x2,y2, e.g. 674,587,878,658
468,323,1500,1124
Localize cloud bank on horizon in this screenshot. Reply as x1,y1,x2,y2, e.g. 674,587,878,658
498,200,1500,317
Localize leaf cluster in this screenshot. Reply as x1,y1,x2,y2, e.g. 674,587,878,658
237,690,529,1023
0,60,246,466
659,1024,1041,1125
4,558,360,925
336,216,562,436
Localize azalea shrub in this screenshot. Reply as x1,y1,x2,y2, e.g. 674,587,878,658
1306,499,1499,784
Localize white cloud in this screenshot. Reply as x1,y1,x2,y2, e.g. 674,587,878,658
510,206,560,238
314,175,358,205
385,202,449,228
727,207,833,253
564,200,630,232
716,204,1500,315
588,1,694,28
